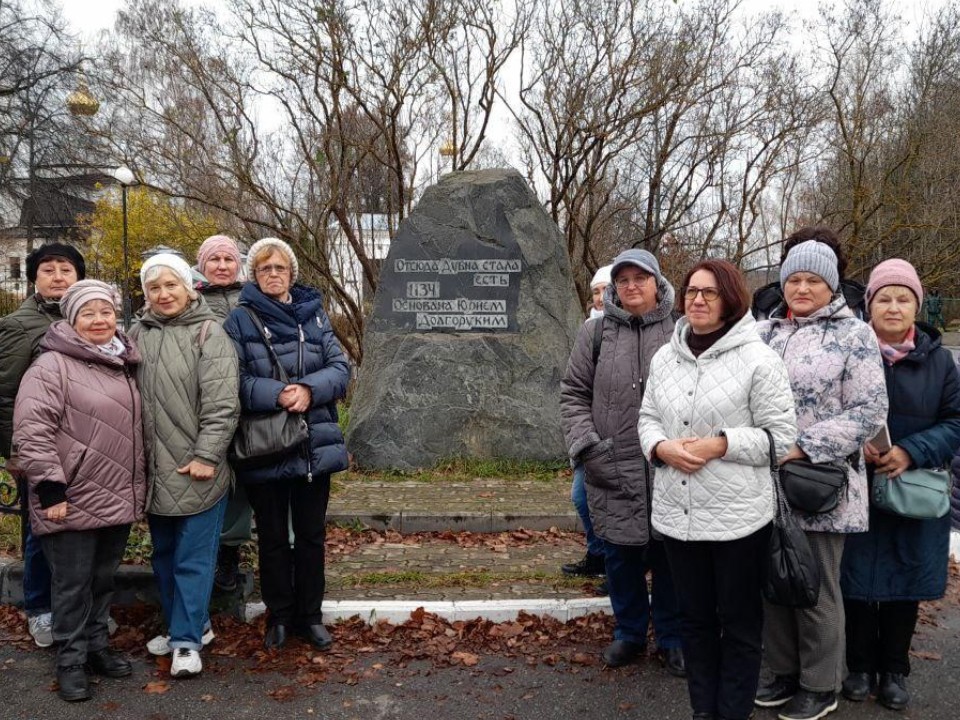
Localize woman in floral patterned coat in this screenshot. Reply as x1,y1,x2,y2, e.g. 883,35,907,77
754,238,888,720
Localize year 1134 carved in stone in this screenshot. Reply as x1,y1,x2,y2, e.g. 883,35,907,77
347,168,584,470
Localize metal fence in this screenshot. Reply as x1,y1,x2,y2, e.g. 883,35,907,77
0,275,27,317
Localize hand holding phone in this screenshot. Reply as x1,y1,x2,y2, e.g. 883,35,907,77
868,424,893,454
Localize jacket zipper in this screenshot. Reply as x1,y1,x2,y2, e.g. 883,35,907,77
124,365,139,512
297,323,313,483
636,321,651,511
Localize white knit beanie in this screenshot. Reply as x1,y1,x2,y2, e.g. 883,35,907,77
140,253,195,295
590,265,612,290
247,237,299,283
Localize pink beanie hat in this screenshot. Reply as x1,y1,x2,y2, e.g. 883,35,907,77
866,258,924,307
61,279,121,326
197,234,242,274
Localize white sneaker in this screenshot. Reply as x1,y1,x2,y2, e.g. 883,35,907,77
146,627,215,656
28,612,53,648
108,614,118,636
170,648,202,678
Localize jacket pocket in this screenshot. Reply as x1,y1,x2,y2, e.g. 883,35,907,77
582,438,620,490
66,447,88,487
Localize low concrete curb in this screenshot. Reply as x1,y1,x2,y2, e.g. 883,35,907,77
244,597,613,625
1,557,612,625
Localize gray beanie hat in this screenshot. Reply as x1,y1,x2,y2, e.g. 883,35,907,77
779,240,839,292
247,237,299,283
610,249,662,284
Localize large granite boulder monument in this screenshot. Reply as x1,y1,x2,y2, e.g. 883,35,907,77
347,168,584,470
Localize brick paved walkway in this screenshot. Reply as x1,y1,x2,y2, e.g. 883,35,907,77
321,476,601,601
325,532,602,602
328,477,580,532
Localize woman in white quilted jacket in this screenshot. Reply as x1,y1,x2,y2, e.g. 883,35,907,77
639,259,797,720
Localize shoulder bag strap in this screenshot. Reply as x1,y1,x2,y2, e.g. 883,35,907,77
241,306,290,384
196,319,213,347
763,428,789,520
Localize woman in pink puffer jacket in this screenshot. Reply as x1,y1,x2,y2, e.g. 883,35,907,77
13,280,146,703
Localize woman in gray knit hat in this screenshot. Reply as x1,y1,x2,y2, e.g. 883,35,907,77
755,237,888,720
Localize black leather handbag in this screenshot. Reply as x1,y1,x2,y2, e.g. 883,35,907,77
763,431,821,608
779,458,847,514
229,307,309,464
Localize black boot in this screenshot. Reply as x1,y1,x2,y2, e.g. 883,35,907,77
777,689,837,720
655,646,686,678
754,674,798,707
86,648,132,678
841,671,873,702
214,544,241,593
57,665,90,702
300,623,333,651
601,639,643,667
264,623,289,650
878,673,909,711
561,552,605,577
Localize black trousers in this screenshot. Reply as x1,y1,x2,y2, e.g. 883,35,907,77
245,475,330,626
40,524,131,668
664,524,771,720
844,599,919,676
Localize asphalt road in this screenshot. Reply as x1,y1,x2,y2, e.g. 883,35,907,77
2,601,959,720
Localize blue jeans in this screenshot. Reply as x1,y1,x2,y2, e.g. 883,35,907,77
604,539,682,649
148,497,227,651
23,514,52,616
571,464,604,557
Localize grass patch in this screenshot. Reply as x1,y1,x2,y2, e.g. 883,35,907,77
0,513,21,554
338,569,586,590
123,521,153,564
346,456,569,484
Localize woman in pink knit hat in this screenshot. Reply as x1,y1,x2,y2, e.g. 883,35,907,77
840,258,960,712
196,234,250,596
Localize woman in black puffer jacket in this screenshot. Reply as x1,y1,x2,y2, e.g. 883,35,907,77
224,238,350,652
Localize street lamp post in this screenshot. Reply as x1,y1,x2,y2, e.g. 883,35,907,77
112,165,136,328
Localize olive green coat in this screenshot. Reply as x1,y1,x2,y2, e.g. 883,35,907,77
133,298,240,516
0,294,63,457
199,282,242,322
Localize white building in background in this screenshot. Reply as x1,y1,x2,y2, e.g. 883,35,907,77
328,213,393,311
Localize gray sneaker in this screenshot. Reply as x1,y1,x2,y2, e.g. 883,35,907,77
28,612,53,648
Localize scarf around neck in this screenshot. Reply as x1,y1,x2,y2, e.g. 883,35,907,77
873,324,915,365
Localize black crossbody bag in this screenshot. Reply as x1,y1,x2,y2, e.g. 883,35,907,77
229,307,309,464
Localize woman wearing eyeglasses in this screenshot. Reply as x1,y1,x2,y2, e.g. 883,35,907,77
223,238,350,652
561,248,685,676
639,260,797,720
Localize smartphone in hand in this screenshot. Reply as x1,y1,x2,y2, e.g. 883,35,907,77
869,424,893,454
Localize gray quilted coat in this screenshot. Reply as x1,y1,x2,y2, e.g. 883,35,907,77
13,321,146,536
560,278,676,546
638,313,798,541
133,298,240,517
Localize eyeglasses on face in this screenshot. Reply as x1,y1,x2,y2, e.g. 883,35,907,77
255,264,290,276
614,274,652,289
683,286,720,302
